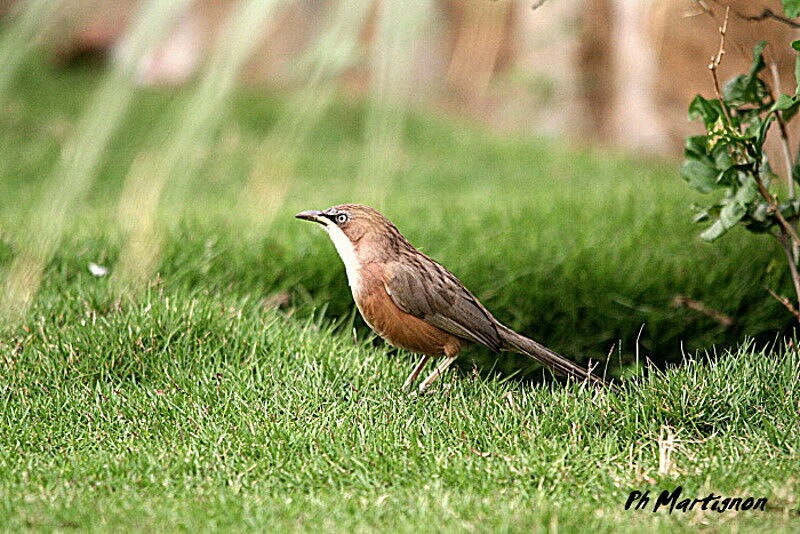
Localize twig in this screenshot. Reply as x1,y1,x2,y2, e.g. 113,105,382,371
716,3,800,29
693,1,750,57
778,232,800,314
753,175,800,246
672,296,734,326
766,59,799,264
767,62,796,197
708,7,733,125
767,288,800,321
705,0,800,28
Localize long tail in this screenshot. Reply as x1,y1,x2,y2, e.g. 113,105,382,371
498,326,609,387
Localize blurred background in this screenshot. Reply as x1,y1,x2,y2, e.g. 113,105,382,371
3,0,799,153
1,0,799,372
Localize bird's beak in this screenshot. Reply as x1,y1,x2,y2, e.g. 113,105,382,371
295,210,325,224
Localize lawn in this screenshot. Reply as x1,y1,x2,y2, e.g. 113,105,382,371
0,60,798,532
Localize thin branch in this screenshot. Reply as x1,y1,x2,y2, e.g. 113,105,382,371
672,296,734,326
767,58,799,262
767,61,796,199
693,1,749,57
729,7,800,29
705,0,800,28
778,232,800,314
767,288,800,321
708,7,733,125
753,174,800,246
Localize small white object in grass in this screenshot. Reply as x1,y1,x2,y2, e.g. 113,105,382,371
88,262,109,277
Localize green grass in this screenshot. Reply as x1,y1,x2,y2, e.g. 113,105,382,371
0,59,799,531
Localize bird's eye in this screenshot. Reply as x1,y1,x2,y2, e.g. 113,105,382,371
335,213,348,224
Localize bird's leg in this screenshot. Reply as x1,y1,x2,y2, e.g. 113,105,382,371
402,355,431,391
418,355,458,393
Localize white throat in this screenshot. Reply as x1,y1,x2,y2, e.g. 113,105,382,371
323,222,361,295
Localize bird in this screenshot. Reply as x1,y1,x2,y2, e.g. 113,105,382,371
296,204,607,392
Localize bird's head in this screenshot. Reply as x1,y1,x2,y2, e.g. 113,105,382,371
295,204,396,245
296,204,403,287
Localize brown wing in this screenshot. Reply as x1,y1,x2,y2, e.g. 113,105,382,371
384,258,504,352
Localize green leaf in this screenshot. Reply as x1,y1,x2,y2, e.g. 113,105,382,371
700,220,728,242
723,41,768,107
784,101,800,123
751,40,768,73
771,93,800,124
744,198,800,234
751,201,771,223
757,114,775,148
710,142,735,172
681,159,718,194
772,93,798,111
693,211,711,223
742,200,777,234
684,134,708,157
688,95,723,130
716,166,744,188
681,136,718,193
700,175,759,241
724,76,768,108
693,204,722,223
780,199,800,219
742,116,763,139
784,1,800,19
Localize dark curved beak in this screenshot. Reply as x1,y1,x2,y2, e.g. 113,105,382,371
295,210,324,224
